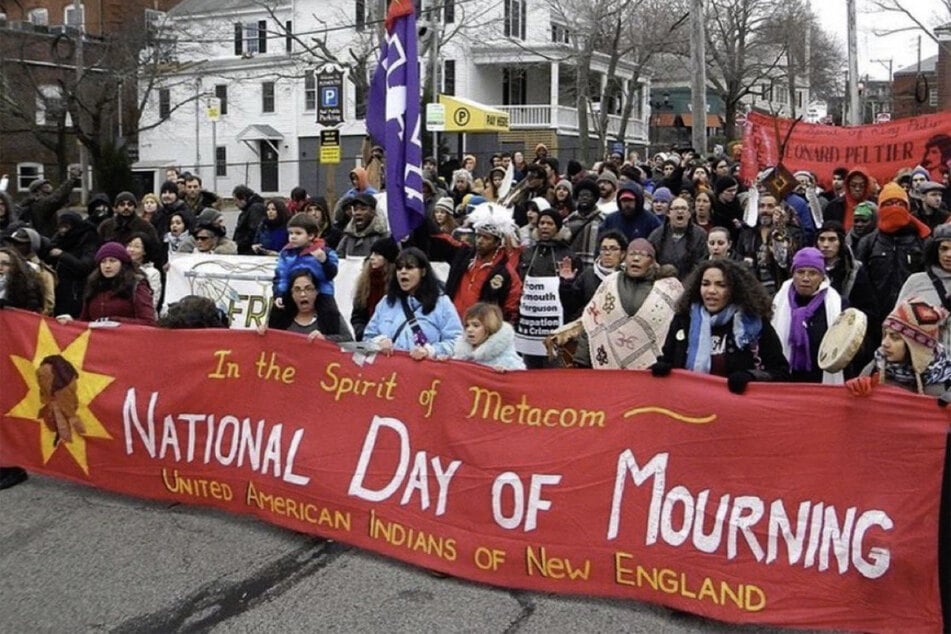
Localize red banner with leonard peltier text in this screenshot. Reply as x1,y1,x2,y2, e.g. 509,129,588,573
740,110,951,189
0,309,947,633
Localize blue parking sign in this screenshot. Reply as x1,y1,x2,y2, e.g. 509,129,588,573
316,66,345,126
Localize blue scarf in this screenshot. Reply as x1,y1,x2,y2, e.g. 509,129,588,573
686,303,763,374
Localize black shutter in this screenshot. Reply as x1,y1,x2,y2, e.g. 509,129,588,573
234,23,242,55
258,20,267,53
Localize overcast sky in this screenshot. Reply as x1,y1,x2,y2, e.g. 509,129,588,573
810,0,942,80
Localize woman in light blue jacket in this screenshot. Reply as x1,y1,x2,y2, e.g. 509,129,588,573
364,247,462,359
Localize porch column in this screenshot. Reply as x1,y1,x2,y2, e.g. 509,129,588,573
550,61,559,128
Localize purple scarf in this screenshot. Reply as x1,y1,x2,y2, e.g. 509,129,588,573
787,285,828,372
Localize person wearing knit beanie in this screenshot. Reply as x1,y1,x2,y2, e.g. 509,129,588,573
876,182,929,238
369,237,399,264
771,246,845,384
791,246,825,275
554,179,573,196
848,298,951,397
536,207,563,232
95,241,132,264
434,197,454,214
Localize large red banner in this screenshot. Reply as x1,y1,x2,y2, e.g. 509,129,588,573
740,111,951,188
0,309,947,633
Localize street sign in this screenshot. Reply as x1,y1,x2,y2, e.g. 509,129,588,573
206,97,221,122
319,128,341,164
320,146,341,164
320,129,340,146
735,113,747,128
875,112,891,124
316,66,345,126
426,103,445,131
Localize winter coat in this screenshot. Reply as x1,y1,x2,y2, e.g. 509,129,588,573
48,220,100,317
233,193,267,255
647,221,709,280
336,212,391,258
855,226,925,318
253,219,289,255
453,322,526,370
661,312,789,382
18,176,78,238
80,281,156,325
364,293,462,358
273,240,338,298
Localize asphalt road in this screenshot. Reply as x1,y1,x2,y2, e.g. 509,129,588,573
0,474,830,634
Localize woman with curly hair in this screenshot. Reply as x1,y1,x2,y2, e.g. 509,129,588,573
653,258,788,393
58,242,156,325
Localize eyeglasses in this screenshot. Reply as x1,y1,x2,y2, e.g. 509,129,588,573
195,235,214,241
292,285,316,294
396,264,419,271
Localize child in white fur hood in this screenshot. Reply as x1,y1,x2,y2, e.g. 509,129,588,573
453,303,526,371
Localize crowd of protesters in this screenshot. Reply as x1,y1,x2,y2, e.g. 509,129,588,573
2,136,951,490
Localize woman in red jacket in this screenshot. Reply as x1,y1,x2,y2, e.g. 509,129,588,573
59,242,156,325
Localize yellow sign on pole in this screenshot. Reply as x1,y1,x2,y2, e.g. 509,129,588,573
320,146,341,164
438,94,510,132
206,97,221,122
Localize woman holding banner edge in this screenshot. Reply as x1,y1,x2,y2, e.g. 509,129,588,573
363,247,462,360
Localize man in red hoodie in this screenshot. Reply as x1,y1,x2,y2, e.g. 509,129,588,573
824,167,876,230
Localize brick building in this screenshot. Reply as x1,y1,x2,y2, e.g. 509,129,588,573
0,1,178,198
892,55,939,120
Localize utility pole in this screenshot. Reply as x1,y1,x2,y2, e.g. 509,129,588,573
689,0,706,153
429,3,440,163
846,0,860,125
74,0,88,204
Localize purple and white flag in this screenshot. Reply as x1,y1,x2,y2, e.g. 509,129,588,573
366,0,425,242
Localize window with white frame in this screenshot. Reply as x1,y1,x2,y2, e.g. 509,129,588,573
17,163,43,191
355,0,366,31
443,60,455,96
304,71,316,111
262,81,275,113
216,147,227,177
551,22,570,44
158,88,170,119
36,85,71,127
502,69,526,105
504,0,526,40
234,20,267,55
930,87,938,107
215,84,228,115
28,8,48,25
64,3,84,31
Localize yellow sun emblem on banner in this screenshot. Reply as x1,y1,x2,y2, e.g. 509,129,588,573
6,321,114,474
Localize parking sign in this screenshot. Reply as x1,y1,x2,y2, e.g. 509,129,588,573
316,66,344,126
